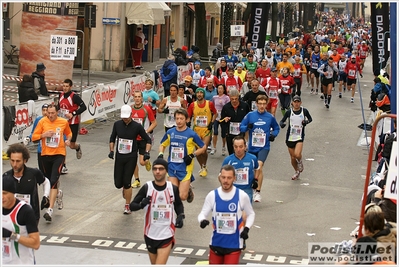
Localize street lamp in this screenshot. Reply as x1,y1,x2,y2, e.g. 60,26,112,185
55,28,85,96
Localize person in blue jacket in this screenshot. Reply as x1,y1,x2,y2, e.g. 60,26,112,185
160,56,178,97
240,94,279,203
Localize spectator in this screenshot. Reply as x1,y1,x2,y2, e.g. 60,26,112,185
212,43,223,60
160,56,178,97
18,75,38,103
132,27,148,69
31,63,48,96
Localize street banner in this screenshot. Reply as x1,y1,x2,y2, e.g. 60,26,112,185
247,3,270,48
384,141,397,200
370,2,390,71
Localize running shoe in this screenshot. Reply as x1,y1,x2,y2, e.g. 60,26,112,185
132,179,141,188
145,160,152,172
310,88,314,94
320,95,324,100
207,146,212,152
124,204,132,214
297,160,304,172
187,186,194,203
350,98,354,103
199,167,208,177
325,104,329,109
210,148,216,155
56,190,63,210
76,144,82,159
253,191,262,202
339,93,342,98
221,147,226,156
291,171,300,180
315,89,318,95
43,208,53,222
61,165,68,174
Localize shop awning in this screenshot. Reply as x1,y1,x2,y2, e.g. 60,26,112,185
205,2,221,16
126,2,171,25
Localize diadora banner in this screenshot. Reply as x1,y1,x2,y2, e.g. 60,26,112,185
370,2,390,71
247,3,270,49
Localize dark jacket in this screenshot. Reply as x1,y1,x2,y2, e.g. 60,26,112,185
31,71,48,96
18,81,38,103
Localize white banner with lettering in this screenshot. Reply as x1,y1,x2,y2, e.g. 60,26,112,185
384,141,398,200
2,63,193,148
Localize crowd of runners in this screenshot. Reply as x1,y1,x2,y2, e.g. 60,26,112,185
3,16,397,265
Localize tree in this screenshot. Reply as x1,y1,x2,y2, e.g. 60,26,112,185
283,3,294,35
194,3,208,57
271,3,278,41
222,3,234,52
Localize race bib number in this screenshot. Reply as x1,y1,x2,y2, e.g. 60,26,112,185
216,212,237,234
132,118,143,125
229,122,240,135
171,147,184,163
251,101,257,111
196,116,208,127
151,204,172,226
348,69,355,76
216,110,222,121
166,113,175,125
2,240,12,263
235,167,249,185
252,132,266,147
311,62,318,69
58,108,69,119
294,69,300,77
45,132,60,148
290,125,303,135
282,85,290,93
118,138,133,154
15,193,30,205
269,90,278,99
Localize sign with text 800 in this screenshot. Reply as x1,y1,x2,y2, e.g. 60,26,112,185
50,35,78,60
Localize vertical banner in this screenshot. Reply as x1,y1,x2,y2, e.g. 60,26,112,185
19,3,79,81
370,2,390,72
247,3,270,49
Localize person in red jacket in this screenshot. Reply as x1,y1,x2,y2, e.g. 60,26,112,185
292,57,307,97
198,67,219,88
58,79,87,173
255,58,272,86
220,67,243,94
345,55,363,103
357,41,369,70
278,67,295,116
262,68,281,117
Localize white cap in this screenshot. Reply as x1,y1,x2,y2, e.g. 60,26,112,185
120,105,132,118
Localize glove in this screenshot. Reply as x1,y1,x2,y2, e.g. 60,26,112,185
186,121,191,128
143,152,150,161
162,107,170,114
360,73,363,78
269,134,275,142
251,179,258,190
302,120,309,126
41,196,50,210
278,89,282,94
158,153,164,159
247,123,254,130
23,136,31,145
175,214,185,228
279,121,286,128
200,220,210,229
108,151,114,159
207,121,214,130
140,196,151,209
240,227,250,240
183,153,195,165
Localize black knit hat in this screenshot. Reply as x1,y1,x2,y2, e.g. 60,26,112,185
3,175,16,193
153,158,168,172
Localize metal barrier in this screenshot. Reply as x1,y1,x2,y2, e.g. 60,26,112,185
357,113,396,238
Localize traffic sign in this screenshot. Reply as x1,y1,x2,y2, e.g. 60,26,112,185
102,18,120,25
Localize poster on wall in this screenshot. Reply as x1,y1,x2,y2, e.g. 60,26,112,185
19,3,79,82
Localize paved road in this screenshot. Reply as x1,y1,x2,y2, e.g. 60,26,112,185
1,57,377,265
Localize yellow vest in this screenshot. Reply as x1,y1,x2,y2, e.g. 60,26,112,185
193,101,212,128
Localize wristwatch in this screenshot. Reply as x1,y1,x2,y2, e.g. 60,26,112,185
10,232,20,242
